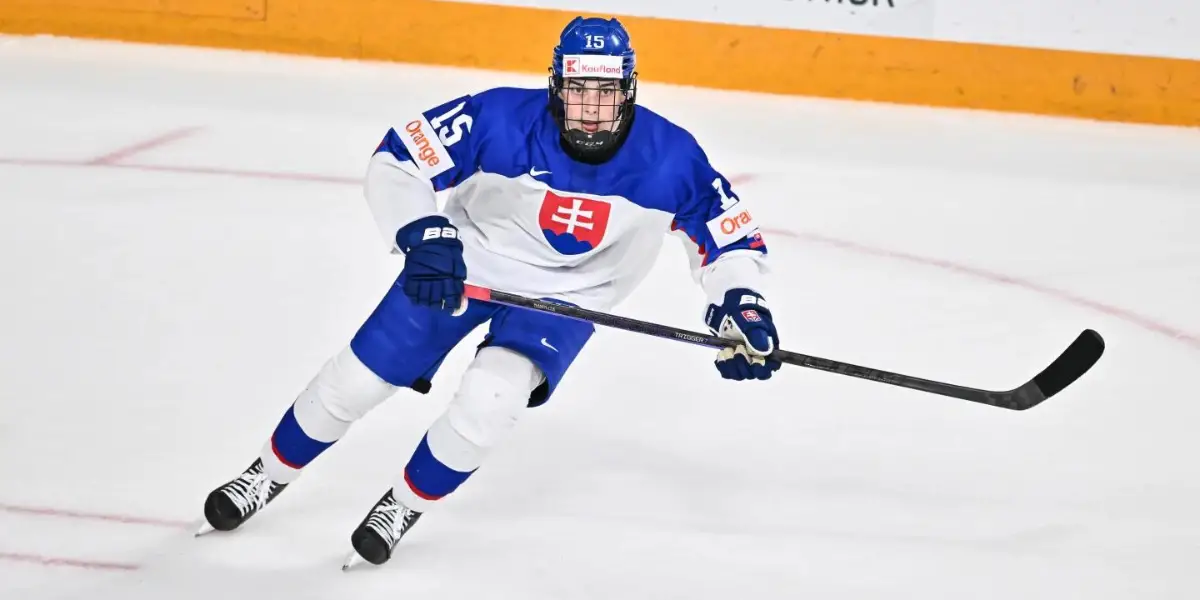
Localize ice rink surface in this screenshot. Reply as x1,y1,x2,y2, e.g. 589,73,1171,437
2,34,1198,599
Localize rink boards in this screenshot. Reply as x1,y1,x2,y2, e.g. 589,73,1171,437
1,0,1198,127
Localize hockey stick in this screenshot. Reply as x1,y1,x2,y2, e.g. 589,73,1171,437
464,284,1105,411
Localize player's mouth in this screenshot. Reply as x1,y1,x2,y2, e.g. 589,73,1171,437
581,121,600,133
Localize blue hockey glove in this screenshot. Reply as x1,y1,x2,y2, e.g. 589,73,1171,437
704,288,782,381
395,215,467,314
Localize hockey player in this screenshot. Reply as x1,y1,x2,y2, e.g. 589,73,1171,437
197,16,782,569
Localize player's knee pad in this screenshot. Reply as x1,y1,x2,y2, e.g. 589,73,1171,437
425,347,545,470
262,347,397,483
301,345,399,424
448,346,545,446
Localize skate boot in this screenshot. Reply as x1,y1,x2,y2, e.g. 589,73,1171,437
196,458,289,536
342,489,423,570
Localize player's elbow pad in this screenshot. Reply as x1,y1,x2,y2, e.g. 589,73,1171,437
363,152,440,253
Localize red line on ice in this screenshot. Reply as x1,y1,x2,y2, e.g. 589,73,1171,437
0,502,191,529
86,127,203,165
0,157,358,185
766,229,1200,350
0,552,139,571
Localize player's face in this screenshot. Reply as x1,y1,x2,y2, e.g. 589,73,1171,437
560,78,625,134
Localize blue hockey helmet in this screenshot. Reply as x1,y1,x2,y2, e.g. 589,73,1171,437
549,17,638,163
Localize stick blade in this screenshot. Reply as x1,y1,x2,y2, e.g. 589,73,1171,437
1008,329,1106,410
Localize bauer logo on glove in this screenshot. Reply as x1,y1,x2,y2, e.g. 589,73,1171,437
395,215,468,315
705,289,782,381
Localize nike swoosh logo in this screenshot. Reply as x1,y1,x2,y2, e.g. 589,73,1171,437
529,167,551,177
540,338,558,352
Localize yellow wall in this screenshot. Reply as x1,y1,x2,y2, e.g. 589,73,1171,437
3,0,1198,126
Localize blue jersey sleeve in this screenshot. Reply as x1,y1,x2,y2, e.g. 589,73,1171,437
669,148,766,268
373,93,488,192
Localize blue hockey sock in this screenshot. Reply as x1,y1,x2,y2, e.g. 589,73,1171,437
401,434,476,503
259,392,352,483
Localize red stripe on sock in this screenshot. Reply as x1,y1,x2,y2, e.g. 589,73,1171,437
403,469,444,501
270,437,305,470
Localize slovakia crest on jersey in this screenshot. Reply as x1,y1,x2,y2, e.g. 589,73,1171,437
538,191,611,255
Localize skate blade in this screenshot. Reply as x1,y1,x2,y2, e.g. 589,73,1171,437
341,550,365,572
194,520,216,538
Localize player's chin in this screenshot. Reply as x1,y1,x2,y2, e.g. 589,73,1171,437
568,121,606,134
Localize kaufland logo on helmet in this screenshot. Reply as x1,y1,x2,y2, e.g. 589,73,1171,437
563,54,624,79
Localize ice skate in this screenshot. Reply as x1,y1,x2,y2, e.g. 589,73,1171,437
196,458,289,536
342,488,422,570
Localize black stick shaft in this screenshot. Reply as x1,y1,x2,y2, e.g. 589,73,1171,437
463,285,1104,411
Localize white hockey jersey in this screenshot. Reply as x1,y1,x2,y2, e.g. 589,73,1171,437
364,87,769,312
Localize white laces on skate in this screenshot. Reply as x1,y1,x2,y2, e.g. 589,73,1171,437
364,497,415,548
223,469,274,516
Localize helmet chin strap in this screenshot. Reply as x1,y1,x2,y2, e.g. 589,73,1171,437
567,128,614,147
559,123,626,164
